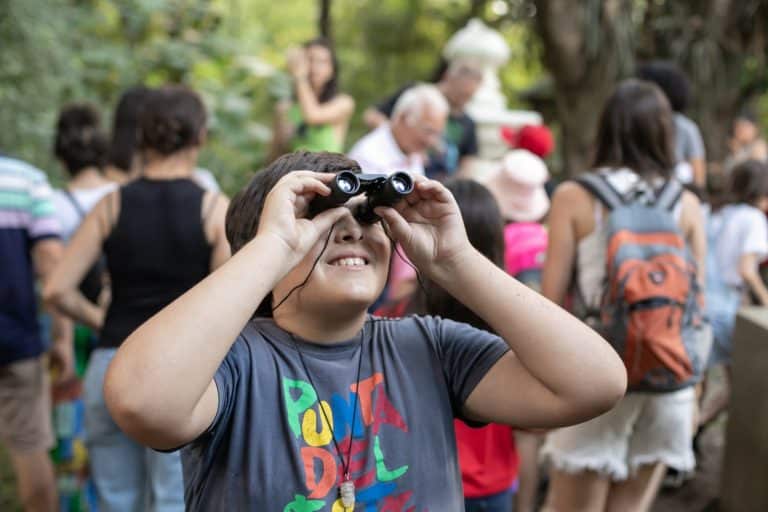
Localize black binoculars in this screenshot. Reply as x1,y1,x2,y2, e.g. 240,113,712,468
308,171,414,224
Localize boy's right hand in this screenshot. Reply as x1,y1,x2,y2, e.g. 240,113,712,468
257,171,348,271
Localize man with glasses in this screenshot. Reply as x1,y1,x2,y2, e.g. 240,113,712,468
362,61,483,180
349,83,449,176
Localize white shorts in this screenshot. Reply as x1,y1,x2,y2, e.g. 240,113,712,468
541,387,696,481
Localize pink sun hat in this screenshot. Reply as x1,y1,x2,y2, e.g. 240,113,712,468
481,149,550,222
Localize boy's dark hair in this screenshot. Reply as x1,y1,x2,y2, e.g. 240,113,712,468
109,86,152,172
139,85,207,156
54,103,109,176
636,60,691,113
420,179,504,332
593,79,676,179
729,159,768,205
226,151,362,316
303,37,340,103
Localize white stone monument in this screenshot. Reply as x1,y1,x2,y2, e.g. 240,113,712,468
443,18,541,178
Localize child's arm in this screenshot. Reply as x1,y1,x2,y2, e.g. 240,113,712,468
739,252,768,305
680,190,706,285
103,172,348,449
376,177,627,429
44,196,112,330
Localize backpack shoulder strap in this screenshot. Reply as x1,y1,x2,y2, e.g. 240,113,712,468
654,179,684,211
575,173,624,211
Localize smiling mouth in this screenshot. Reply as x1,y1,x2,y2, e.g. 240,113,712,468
329,257,369,267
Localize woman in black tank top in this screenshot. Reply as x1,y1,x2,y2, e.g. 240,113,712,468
47,85,230,511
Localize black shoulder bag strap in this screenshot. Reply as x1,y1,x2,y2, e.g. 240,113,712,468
64,189,86,219
64,189,106,304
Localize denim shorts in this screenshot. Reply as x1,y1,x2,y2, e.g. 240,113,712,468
541,387,696,481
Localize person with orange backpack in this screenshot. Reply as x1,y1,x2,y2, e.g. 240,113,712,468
539,79,709,512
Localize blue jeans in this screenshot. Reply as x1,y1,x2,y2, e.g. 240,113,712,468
464,488,515,512
84,348,186,512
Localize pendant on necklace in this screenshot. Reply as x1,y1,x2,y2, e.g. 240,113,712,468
339,479,355,509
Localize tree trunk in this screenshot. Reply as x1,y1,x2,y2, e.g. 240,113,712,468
533,0,635,176
318,0,332,39
688,0,766,163
635,0,768,164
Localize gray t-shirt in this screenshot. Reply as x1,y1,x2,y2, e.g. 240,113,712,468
181,315,509,511
674,113,705,163
673,114,706,184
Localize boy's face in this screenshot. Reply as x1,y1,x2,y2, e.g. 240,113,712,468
272,198,392,315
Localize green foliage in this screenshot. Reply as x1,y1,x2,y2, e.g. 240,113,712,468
0,0,543,194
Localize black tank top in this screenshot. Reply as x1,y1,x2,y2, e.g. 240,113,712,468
100,177,212,348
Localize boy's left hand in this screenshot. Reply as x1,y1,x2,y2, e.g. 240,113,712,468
375,176,472,277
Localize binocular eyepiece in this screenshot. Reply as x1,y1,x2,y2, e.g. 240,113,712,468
308,171,414,224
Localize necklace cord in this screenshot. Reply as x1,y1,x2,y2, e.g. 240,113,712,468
272,223,337,313
291,322,366,480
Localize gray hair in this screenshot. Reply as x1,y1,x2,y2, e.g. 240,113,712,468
391,83,449,124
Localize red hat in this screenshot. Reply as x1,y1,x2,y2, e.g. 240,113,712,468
500,124,554,158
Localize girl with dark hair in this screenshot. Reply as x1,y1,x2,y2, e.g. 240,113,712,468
271,37,355,157
403,179,520,512
105,85,221,191
481,150,551,512
698,159,768,431
50,102,115,509
52,103,115,242
104,86,153,183
46,85,231,512
539,79,707,511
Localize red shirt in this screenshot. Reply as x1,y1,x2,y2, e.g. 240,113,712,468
454,419,519,498
374,300,520,498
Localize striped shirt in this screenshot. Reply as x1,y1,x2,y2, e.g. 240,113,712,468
1,155,61,364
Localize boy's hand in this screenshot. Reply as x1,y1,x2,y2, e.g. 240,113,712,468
257,171,347,270
375,176,473,278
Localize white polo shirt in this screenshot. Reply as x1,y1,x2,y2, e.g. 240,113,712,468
348,124,424,175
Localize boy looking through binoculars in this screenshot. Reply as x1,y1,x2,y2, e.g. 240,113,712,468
103,151,627,511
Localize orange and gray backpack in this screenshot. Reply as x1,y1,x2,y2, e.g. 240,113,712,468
576,173,709,392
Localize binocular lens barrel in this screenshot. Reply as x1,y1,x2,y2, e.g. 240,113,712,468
355,172,414,224
381,172,414,200
307,171,360,218
336,172,359,194
307,171,414,223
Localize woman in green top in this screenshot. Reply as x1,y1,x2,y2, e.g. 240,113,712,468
271,37,355,159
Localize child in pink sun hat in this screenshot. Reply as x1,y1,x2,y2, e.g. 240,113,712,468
481,149,550,286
